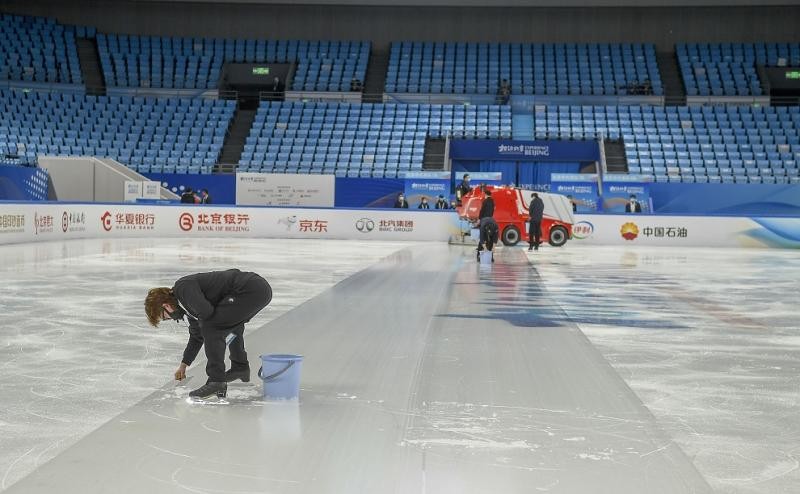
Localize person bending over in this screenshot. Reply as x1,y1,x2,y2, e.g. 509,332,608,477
477,216,499,263
145,269,272,399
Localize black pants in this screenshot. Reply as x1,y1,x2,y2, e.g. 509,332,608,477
201,275,272,382
529,220,542,246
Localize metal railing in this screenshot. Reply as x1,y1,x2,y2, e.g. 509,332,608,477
0,80,238,101
3,82,798,109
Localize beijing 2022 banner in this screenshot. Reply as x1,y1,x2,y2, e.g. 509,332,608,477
403,171,451,208
550,173,599,213
601,174,653,213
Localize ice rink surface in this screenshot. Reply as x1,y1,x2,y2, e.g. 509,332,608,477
0,238,797,493
0,238,419,491
533,246,800,494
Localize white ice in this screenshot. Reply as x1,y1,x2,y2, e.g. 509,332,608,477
0,237,419,491
1,239,798,494
531,245,800,494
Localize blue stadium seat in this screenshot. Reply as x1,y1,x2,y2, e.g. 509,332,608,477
0,88,234,172
676,43,799,96
97,34,369,91
530,104,800,184
387,42,663,96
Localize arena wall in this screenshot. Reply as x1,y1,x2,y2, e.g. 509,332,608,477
1,202,798,249
3,1,798,50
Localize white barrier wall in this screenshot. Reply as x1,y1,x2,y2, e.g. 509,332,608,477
37,156,180,202
235,173,335,207
1,203,797,249
0,203,460,246
572,214,800,249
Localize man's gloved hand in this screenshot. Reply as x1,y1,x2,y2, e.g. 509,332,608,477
174,362,188,381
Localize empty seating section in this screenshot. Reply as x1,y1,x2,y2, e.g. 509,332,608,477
292,43,369,91
239,102,512,177
0,90,235,173
386,42,662,96
0,14,81,84
677,43,800,96
97,36,369,91
533,105,800,184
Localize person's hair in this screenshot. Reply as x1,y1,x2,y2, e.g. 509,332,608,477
532,192,539,198
144,287,176,327
630,194,637,199
463,174,470,179
185,187,192,193
485,189,492,196
201,188,208,194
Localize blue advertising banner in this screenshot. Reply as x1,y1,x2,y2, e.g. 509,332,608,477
550,173,600,213
449,139,600,162
0,166,49,201
601,174,653,213
649,183,800,216
404,171,450,209
334,177,404,208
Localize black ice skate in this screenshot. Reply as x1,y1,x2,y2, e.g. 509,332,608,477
225,366,251,383
189,381,227,400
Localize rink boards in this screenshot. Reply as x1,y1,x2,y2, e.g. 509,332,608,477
0,201,799,248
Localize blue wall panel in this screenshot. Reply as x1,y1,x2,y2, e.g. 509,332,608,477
650,183,800,216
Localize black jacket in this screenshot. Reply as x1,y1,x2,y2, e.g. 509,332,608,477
418,202,430,209
180,192,195,204
455,182,471,201
482,217,499,247
434,199,448,209
625,201,642,213
479,196,495,219
393,199,409,208
173,269,258,365
529,196,545,221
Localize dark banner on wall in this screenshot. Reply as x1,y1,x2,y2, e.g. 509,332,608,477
764,67,800,91
222,63,291,90
449,139,600,162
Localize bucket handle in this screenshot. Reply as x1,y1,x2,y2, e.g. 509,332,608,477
258,361,295,382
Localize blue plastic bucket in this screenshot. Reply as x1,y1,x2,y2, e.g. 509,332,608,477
258,354,303,400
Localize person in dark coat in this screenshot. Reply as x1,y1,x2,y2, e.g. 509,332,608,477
434,195,448,209
418,196,430,209
393,193,409,208
477,216,499,262
199,189,212,204
180,187,196,204
475,189,496,256
625,194,642,213
478,189,495,220
145,269,272,400
455,174,471,205
528,192,545,251
268,76,285,101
